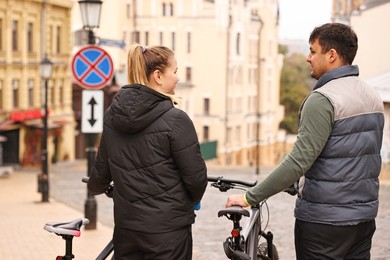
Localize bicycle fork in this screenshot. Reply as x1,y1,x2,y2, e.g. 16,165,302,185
261,230,274,259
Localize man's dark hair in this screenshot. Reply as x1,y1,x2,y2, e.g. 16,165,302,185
309,23,358,65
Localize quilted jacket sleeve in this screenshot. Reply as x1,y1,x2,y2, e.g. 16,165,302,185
87,131,112,195
170,110,208,203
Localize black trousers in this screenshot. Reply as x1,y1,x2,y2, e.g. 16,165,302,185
295,219,376,260
113,225,193,260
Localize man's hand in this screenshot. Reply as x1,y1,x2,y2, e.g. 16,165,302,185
226,194,248,208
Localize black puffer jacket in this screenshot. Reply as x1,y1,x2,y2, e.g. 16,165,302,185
88,84,208,233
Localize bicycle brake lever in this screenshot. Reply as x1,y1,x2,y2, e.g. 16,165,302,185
284,183,298,196
211,182,233,192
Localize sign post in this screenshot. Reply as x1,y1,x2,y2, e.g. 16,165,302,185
72,45,113,229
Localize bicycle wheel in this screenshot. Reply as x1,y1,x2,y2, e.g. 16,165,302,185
257,241,279,260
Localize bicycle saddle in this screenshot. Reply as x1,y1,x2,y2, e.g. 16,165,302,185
44,218,89,237
218,206,250,218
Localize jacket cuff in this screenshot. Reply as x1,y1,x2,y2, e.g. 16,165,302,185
244,193,251,206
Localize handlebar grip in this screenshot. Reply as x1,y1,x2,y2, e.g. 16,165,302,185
207,176,257,187
82,176,89,183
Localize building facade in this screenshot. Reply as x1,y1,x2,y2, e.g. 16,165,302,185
70,0,285,168
0,0,75,166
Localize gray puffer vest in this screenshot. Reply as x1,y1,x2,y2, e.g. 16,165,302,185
295,66,384,225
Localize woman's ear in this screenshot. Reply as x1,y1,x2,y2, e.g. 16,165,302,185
151,70,162,85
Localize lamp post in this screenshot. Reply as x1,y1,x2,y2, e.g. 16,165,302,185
79,0,102,230
79,0,102,45
38,55,53,203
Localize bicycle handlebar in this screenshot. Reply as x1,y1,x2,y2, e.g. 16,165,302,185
82,176,89,183
207,176,257,192
82,176,114,198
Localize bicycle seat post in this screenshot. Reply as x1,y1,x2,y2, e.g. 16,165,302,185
231,214,243,246
62,234,75,260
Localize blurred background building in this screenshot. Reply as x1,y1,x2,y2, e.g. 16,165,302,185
1,0,390,173
72,0,285,169
0,0,75,168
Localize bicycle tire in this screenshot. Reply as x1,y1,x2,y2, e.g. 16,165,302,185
257,242,279,260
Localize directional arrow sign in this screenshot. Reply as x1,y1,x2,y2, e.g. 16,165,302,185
82,90,104,133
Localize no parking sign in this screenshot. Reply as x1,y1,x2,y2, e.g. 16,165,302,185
72,45,114,89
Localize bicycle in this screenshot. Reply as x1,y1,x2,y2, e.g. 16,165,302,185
43,177,114,260
208,176,279,260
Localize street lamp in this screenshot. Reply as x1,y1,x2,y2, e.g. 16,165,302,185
79,0,102,229
79,0,102,44
38,54,53,203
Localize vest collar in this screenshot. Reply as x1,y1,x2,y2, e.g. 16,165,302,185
313,65,359,90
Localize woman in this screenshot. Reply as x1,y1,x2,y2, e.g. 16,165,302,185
88,44,208,259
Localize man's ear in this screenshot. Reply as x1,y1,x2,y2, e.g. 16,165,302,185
328,48,338,63
151,70,162,85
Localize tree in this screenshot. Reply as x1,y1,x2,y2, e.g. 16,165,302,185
279,51,314,134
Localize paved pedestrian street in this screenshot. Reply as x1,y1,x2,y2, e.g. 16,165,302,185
1,160,390,259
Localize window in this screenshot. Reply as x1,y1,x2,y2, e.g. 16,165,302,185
56,26,61,53
236,126,241,144
236,32,240,55
132,30,140,43
0,80,3,109
162,3,166,16
170,3,174,16
187,32,191,53
203,126,209,142
145,31,149,45
28,79,34,107
186,67,192,82
27,22,33,52
58,80,64,106
74,29,88,46
12,79,19,108
12,20,18,51
171,32,175,51
203,98,210,115
0,19,3,51
50,81,55,107
126,4,131,18
159,32,163,45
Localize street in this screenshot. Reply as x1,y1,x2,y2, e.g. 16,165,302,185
50,161,390,259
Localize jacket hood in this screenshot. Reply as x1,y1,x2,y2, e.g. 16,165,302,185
105,84,173,133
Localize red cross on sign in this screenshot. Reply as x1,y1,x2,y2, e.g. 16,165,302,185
72,45,114,89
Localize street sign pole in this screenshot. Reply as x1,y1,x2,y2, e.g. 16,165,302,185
81,90,104,230
72,45,113,230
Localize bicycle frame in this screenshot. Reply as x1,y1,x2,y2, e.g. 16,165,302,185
96,240,114,260
241,206,261,259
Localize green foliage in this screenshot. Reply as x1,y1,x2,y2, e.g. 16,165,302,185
279,50,314,134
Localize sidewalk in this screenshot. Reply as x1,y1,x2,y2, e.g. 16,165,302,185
0,170,113,259
2,163,390,260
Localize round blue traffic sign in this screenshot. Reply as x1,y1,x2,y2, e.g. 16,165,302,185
72,45,114,89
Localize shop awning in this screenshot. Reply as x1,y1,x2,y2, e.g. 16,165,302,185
0,120,17,131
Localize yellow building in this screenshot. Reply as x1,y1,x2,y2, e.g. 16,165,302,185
0,0,75,166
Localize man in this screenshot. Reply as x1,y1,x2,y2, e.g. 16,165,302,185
226,23,384,259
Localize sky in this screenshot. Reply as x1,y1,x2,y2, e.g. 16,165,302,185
278,0,333,40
